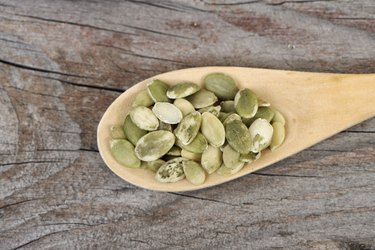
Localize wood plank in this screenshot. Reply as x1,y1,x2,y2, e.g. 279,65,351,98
0,0,374,249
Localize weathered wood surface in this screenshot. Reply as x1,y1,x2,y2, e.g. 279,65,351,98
0,0,374,249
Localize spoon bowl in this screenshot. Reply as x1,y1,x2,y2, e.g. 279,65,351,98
97,67,375,192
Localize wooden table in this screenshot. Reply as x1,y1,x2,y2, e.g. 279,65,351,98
1,1,374,249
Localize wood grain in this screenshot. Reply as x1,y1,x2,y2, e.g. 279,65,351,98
0,0,374,249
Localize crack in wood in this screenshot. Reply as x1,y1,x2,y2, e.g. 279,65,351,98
0,198,45,210
12,230,70,250
252,172,321,178
203,0,260,6
168,192,238,206
0,58,94,78
266,0,331,6
125,0,184,12
0,160,63,167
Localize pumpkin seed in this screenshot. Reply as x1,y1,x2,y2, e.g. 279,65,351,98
186,89,218,109
270,122,285,151
198,105,221,117
201,112,225,147
242,107,275,126
234,88,258,119
110,139,140,168
147,79,170,102
239,151,260,163
201,145,222,174
225,119,252,154
222,113,241,126
176,132,208,154
152,102,183,124
173,98,195,117
130,106,159,131
167,82,200,99
167,145,182,156
258,98,271,107
249,118,273,153
181,149,202,162
272,109,286,125
220,100,235,113
155,157,187,183
135,130,175,161
123,115,147,146
110,125,126,139
132,89,154,107
183,160,206,185
174,111,201,145
141,159,166,172
204,73,238,100
222,144,243,170
216,162,244,176
218,112,233,123
158,121,172,132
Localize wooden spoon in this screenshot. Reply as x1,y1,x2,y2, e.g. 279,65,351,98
97,67,375,192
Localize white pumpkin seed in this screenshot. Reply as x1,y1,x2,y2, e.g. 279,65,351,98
167,82,200,99
130,106,159,131
152,102,183,124
135,131,175,161
249,118,273,153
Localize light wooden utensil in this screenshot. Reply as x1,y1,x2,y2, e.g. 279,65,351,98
97,67,375,192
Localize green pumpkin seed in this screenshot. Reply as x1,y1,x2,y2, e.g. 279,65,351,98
198,105,221,117
201,112,225,147
174,111,201,145
239,151,260,163
155,157,187,183
141,159,166,172
181,149,202,162
167,82,200,99
173,98,195,117
272,109,286,125
204,73,238,100
222,144,243,170
249,118,273,153
220,100,235,113
216,162,244,176
147,79,170,102
110,139,140,168
218,112,233,123
186,89,218,109
234,88,258,119
158,121,172,132
110,125,126,139
225,119,252,154
167,145,182,156
201,145,222,174
242,107,275,126
130,106,159,131
270,122,285,151
258,98,270,107
152,102,183,124
183,160,206,185
176,132,208,154
135,131,175,161
132,89,154,107
222,113,241,126
123,115,147,146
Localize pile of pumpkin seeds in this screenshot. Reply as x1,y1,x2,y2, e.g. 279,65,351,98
109,73,286,185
